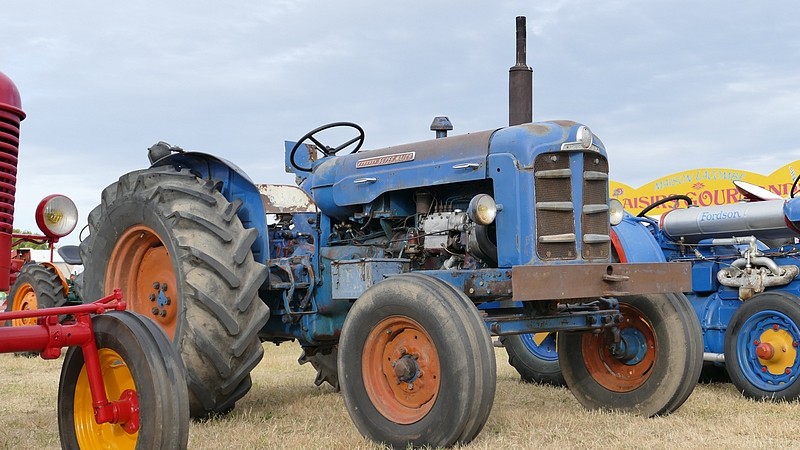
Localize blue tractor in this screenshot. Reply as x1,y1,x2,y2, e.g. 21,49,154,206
77,18,702,448
504,182,800,402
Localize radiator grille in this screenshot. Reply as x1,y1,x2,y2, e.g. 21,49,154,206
534,152,610,261
0,109,20,235
582,154,610,259
534,153,575,259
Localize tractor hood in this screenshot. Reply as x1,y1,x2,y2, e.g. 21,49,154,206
309,130,495,219
307,121,605,220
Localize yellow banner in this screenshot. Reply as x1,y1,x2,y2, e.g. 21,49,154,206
610,160,800,214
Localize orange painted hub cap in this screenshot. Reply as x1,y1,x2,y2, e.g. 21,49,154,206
581,304,656,392
10,284,38,326
363,316,440,424
106,225,178,339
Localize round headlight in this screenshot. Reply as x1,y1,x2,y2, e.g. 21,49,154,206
468,194,497,225
577,126,593,149
35,194,78,239
609,198,624,226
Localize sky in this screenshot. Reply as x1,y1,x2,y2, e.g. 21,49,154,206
2,1,800,246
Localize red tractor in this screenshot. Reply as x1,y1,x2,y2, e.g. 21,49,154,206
0,71,189,449
3,194,81,326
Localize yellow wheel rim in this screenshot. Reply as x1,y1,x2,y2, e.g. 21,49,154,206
757,328,798,376
74,348,138,449
10,283,37,327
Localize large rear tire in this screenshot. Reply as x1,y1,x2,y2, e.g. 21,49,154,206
338,274,495,448
558,293,702,417
58,311,189,450
80,166,269,417
724,291,800,401
5,264,66,326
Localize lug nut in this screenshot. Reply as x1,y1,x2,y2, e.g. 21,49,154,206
151,307,159,315
153,282,161,290
149,294,156,301
160,310,167,317
161,283,168,291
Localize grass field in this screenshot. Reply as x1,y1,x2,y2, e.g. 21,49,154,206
1,342,799,449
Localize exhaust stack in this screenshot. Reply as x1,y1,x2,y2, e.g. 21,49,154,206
509,16,533,126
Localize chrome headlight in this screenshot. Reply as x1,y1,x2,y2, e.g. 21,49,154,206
36,194,78,239
609,198,624,226
468,194,497,225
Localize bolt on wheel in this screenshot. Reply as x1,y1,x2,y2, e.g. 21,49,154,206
58,311,189,450
339,274,495,448
725,291,800,400
362,316,441,424
559,293,702,417
106,225,179,338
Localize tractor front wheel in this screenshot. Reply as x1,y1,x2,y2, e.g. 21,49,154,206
725,291,800,400
58,311,189,450
338,274,495,448
558,293,703,417
5,264,66,327
500,332,565,386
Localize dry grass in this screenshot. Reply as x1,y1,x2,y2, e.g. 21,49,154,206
1,343,800,449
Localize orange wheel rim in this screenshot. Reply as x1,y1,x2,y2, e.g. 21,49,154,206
582,304,656,392
106,225,178,339
362,316,440,424
11,283,38,326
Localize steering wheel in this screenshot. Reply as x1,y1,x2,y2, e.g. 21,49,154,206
637,194,693,218
289,122,365,172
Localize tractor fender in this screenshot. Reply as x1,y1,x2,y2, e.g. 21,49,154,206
151,152,269,263
610,214,666,263
39,261,69,295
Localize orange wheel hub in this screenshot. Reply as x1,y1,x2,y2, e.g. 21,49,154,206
582,304,656,392
106,225,178,339
10,284,38,326
362,316,440,424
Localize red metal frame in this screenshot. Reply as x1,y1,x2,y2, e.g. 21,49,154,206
0,289,140,432
7,232,60,287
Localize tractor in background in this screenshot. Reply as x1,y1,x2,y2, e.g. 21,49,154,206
0,71,189,449
3,195,83,327
506,179,800,402
77,17,702,448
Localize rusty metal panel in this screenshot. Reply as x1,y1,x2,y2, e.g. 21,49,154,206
257,184,318,214
511,262,692,301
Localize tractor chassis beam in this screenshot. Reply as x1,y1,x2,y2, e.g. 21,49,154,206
486,307,622,336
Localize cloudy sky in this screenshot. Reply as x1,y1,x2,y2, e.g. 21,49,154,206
3,1,800,245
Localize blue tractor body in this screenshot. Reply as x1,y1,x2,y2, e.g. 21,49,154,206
157,121,690,348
